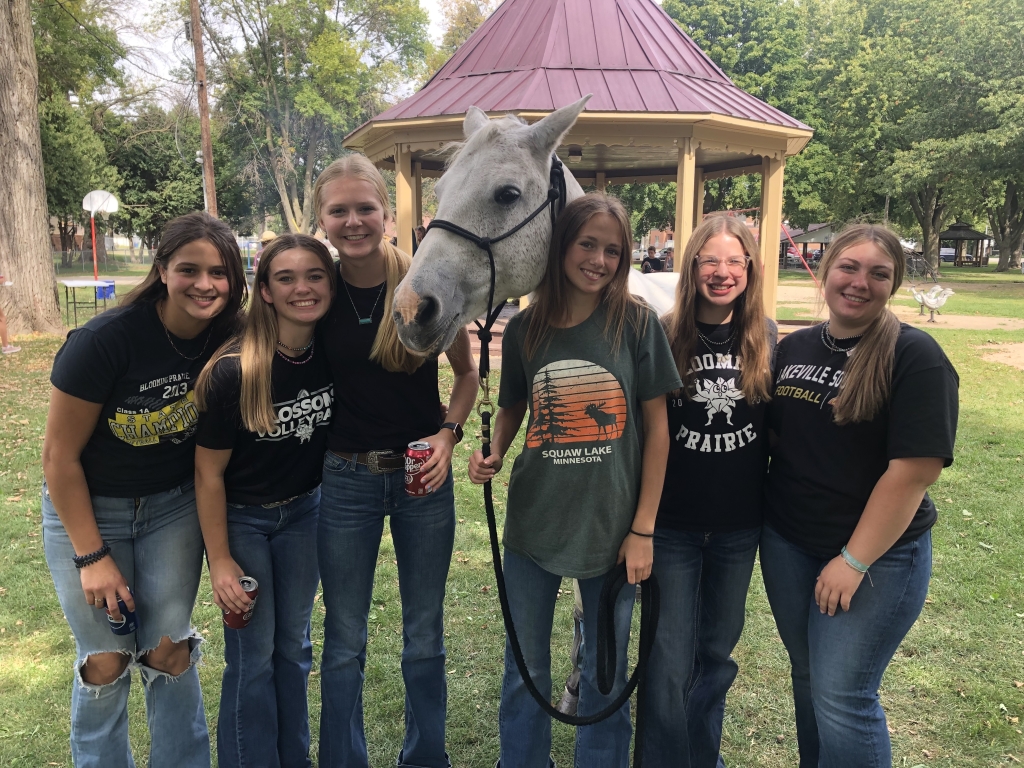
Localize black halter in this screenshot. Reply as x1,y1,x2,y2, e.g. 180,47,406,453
425,155,567,381
426,155,658,766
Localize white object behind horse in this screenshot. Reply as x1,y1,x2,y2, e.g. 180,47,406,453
394,96,678,355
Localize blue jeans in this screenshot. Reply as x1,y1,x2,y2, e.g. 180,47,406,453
41,481,209,768
643,527,760,768
317,451,455,768
759,525,932,768
218,488,322,768
498,549,636,768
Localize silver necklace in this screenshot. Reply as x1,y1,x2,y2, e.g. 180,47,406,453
697,327,735,350
158,303,212,361
341,279,385,326
820,322,859,355
276,338,315,365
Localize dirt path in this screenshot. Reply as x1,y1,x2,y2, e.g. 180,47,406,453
977,342,1024,371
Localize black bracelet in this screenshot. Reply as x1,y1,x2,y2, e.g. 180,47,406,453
629,528,654,538
73,541,110,569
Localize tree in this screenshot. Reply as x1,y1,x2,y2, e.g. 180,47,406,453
423,0,491,77
0,0,62,334
204,0,430,234
100,104,204,255
40,96,120,265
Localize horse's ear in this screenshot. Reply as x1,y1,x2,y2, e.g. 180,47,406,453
526,95,591,157
464,106,491,138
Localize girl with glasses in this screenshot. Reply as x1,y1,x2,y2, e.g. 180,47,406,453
643,214,776,766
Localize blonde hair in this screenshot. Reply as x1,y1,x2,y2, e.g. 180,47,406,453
662,214,772,403
196,235,336,434
313,153,423,374
817,223,905,425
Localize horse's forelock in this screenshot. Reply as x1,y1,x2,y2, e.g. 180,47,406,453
440,114,532,169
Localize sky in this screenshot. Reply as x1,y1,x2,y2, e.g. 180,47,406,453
117,0,447,88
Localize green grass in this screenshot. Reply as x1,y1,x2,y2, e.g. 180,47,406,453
2,330,1024,766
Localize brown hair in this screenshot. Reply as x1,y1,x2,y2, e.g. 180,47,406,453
817,223,905,425
313,154,423,373
196,234,335,434
523,193,646,359
120,212,247,338
662,214,772,403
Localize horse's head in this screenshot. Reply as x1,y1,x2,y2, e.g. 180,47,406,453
393,96,590,356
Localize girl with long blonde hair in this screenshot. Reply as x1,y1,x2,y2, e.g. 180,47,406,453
194,233,335,767
643,214,777,766
469,193,681,767
312,153,479,767
761,223,959,767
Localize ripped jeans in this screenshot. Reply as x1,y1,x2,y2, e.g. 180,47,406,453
42,481,210,768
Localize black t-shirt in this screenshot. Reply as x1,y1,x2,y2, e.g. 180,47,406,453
320,269,442,452
50,302,227,498
195,347,333,505
657,319,777,532
764,323,959,558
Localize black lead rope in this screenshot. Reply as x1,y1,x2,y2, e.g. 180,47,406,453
428,156,658,766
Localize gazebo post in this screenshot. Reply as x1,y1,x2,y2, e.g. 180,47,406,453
759,155,785,318
395,144,414,255
596,171,606,192
673,139,696,273
414,161,423,230
693,168,705,227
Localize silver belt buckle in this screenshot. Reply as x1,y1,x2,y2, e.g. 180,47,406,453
366,450,392,475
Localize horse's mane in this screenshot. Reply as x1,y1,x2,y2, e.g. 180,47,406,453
433,114,530,169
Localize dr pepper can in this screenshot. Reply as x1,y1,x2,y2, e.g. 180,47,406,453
222,576,259,629
405,441,434,496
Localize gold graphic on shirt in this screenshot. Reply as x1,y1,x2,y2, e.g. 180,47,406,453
526,359,626,448
108,391,200,447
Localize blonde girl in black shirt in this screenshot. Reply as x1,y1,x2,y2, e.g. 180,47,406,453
42,212,246,768
312,154,478,768
195,234,336,768
761,224,958,767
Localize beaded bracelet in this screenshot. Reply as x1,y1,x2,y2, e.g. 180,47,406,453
629,528,654,538
73,541,110,569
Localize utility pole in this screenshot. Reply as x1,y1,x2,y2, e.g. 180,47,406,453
189,0,217,217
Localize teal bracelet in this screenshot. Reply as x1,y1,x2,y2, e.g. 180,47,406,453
840,545,869,573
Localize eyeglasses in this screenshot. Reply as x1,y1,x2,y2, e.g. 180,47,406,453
695,255,750,275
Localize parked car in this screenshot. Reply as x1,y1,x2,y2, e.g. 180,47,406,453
940,247,956,263
631,249,644,263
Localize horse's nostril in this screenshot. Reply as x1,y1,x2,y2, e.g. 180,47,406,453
415,295,439,325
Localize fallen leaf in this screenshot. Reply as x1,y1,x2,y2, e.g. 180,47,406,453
6,496,22,502
922,749,934,758
480,585,491,593
776,734,785,743
1014,681,1023,688
979,542,994,551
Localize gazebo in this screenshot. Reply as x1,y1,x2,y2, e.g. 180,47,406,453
937,222,992,267
343,0,813,313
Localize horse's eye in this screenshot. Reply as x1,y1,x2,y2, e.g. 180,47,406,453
494,186,521,205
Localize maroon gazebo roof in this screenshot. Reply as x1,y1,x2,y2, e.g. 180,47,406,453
372,0,808,130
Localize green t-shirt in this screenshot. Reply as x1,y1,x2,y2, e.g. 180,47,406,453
498,304,683,578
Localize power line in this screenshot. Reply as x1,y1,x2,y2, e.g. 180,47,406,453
51,0,189,86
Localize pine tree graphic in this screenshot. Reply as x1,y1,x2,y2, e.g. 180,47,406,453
531,369,571,444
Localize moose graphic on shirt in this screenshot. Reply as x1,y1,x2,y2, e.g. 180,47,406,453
692,377,745,426
527,360,625,464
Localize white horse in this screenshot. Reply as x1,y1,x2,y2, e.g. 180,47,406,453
393,96,678,356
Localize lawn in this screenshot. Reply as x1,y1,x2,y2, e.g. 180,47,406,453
2,327,1023,766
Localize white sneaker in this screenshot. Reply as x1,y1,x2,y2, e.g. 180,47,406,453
1,345,21,354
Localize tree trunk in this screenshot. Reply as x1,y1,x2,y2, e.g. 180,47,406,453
0,0,62,334
906,184,946,274
987,180,1024,273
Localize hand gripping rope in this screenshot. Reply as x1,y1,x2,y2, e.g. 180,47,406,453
426,157,659,766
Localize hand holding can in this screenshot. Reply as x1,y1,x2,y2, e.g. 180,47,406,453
222,577,259,629
405,442,435,496
106,588,139,636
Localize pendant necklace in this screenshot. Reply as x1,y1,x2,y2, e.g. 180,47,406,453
158,302,212,361
341,278,385,326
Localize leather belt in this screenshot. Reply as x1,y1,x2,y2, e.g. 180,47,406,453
332,449,404,474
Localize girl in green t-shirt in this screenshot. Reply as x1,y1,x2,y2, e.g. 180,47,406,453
469,193,681,767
